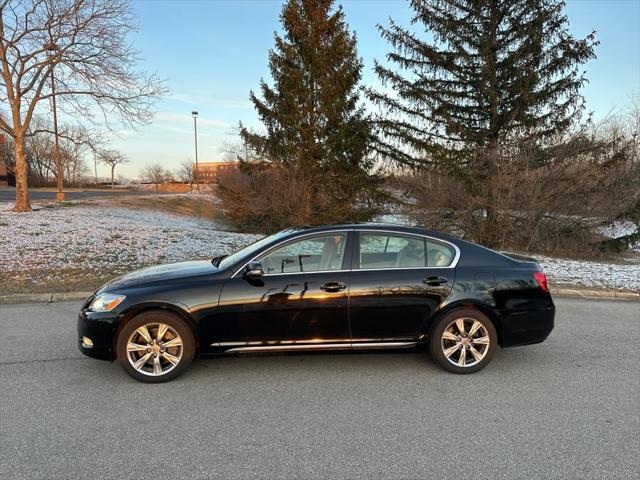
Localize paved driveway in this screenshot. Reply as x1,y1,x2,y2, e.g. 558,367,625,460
1,298,638,479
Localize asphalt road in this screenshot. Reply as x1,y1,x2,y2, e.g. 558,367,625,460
0,187,160,201
1,299,638,479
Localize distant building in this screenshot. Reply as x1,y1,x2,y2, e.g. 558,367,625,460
0,134,8,187
193,161,237,184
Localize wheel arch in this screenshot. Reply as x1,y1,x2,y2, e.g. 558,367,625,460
114,302,199,356
423,300,504,346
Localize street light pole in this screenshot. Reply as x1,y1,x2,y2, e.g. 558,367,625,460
94,149,98,185
192,111,200,193
45,43,64,202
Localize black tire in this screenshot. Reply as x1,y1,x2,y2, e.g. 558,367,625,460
116,310,196,383
429,308,497,374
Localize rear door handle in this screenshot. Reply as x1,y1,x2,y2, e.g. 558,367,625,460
320,282,347,292
423,276,448,286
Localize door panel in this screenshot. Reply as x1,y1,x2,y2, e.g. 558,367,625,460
348,231,454,342
348,268,452,341
216,271,351,345
213,232,353,347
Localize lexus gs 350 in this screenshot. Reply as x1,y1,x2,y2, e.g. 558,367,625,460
78,224,555,382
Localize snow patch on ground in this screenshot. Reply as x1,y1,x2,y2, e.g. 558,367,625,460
0,202,259,293
597,220,637,239
597,220,640,251
537,256,640,291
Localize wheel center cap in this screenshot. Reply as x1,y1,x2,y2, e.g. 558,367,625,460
460,338,470,347
151,344,161,354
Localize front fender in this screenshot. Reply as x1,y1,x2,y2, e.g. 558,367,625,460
115,300,198,353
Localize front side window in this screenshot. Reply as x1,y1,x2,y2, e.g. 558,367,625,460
217,230,291,271
359,233,426,269
259,234,347,274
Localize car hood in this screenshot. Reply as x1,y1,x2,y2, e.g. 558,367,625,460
105,260,218,289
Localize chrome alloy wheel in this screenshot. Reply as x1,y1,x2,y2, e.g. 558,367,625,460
441,317,490,368
126,323,184,377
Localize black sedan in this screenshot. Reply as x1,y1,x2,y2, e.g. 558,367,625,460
78,224,555,382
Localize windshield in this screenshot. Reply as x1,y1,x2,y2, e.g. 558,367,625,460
217,230,292,271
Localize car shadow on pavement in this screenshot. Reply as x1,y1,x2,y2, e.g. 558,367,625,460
67,342,549,385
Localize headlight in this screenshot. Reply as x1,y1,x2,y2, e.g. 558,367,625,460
89,293,126,312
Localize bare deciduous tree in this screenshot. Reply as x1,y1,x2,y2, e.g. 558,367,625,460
97,148,127,189
0,0,166,211
24,117,99,185
175,158,194,192
59,123,97,185
25,126,54,183
141,162,167,192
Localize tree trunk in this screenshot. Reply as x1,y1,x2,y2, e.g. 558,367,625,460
13,133,32,212
111,165,115,189
483,143,499,249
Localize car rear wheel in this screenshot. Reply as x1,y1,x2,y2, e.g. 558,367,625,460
116,311,195,383
430,308,497,374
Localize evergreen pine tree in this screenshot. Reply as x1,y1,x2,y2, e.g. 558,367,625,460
369,0,597,170
240,0,378,224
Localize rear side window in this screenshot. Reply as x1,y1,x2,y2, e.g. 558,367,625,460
427,241,455,267
359,233,426,269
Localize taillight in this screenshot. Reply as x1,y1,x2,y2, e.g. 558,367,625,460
533,271,549,292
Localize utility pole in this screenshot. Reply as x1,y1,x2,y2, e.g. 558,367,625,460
45,43,64,202
192,111,200,193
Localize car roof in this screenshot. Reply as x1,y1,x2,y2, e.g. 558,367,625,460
283,223,456,241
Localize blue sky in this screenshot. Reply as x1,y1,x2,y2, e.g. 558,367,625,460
107,0,640,178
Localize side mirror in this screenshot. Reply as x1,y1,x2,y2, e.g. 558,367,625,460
244,261,264,279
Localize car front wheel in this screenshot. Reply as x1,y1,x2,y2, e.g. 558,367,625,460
430,308,497,374
116,311,195,383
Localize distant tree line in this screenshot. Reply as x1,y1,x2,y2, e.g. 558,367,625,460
217,0,639,257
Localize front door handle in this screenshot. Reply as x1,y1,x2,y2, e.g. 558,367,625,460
320,281,347,292
423,276,448,286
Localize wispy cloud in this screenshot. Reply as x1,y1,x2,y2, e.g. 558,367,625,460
171,92,252,110
154,112,230,129
151,123,211,137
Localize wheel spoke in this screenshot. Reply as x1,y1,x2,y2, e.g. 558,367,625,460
153,355,162,375
469,345,484,362
127,342,148,353
443,344,460,358
442,330,458,341
472,336,490,345
127,323,183,376
455,318,466,335
162,337,183,349
136,325,152,344
132,352,152,370
156,323,169,341
162,352,180,366
469,320,483,337
457,346,467,366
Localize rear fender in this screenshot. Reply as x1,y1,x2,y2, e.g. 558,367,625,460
420,299,504,346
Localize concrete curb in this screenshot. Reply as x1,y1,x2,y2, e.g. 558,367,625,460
551,288,639,301
0,291,92,304
0,288,637,304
